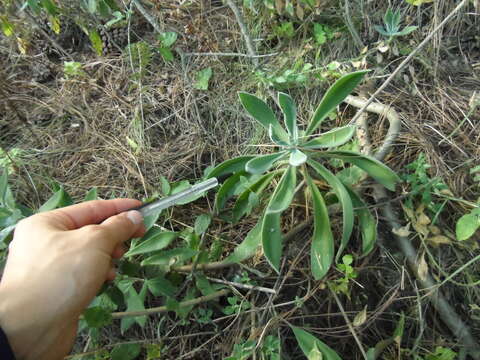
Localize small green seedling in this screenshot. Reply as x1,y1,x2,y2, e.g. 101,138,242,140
63,61,86,78
223,296,251,315
330,254,358,298
374,8,418,40
158,31,177,62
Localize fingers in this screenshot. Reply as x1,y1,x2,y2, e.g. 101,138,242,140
32,199,142,231
86,210,145,253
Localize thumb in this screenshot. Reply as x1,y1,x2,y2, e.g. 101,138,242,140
90,210,145,253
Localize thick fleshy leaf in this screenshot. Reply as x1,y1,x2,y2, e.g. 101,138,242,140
245,152,286,175
291,326,342,360
233,172,278,222
306,71,368,135
261,212,282,273
306,173,334,280
289,149,307,167
38,188,69,212
319,151,400,191
344,185,377,256
215,172,247,212
207,156,255,179
238,92,289,142
269,124,290,146
223,220,262,264
266,166,297,213
308,160,353,261
141,247,198,266
84,188,98,201
125,230,178,257
278,92,298,141
302,126,356,149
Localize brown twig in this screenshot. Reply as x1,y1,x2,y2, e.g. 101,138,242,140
225,0,259,67
110,289,230,319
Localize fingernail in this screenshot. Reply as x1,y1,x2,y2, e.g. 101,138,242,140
126,210,143,225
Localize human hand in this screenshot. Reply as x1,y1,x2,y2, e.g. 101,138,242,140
0,199,145,360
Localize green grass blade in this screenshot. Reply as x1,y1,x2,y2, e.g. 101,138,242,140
320,150,400,191
291,326,343,360
278,92,298,141
306,71,367,136
207,156,255,179
245,152,286,175
308,159,354,262
302,125,356,149
305,172,334,280
238,92,289,142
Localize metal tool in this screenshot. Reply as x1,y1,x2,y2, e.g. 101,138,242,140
134,178,218,217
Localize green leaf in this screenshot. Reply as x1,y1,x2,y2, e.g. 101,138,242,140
308,160,353,261
159,31,177,47
26,0,41,13
215,172,247,212
83,306,113,328
159,175,171,195
87,0,98,13
302,126,356,149
319,151,400,191
84,188,98,201
207,156,255,179
141,247,198,266
111,343,142,360
121,286,146,333
278,92,298,141
159,47,174,61
289,149,307,167
223,220,262,264
89,29,104,56
384,8,395,28
233,172,278,222
0,17,14,37
344,185,376,256
456,212,480,241
38,188,68,212
40,0,59,15
146,276,177,297
306,173,334,280
268,124,290,146
306,71,368,135
194,67,213,90
103,0,120,10
143,208,162,232
195,274,216,296
313,23,327,45
238,92,289,142
374,25,390,36
245,152,286,175
396,25,418,36
194,213,212,235
261,212,282,273
291,326,342,360
126,230,178,256
266,166,296,213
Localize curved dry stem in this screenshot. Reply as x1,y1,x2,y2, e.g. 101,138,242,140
111,289,230,319
344,95,401,161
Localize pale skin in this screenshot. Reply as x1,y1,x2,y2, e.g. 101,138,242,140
0,199,146,360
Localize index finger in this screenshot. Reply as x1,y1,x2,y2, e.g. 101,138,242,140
34,199,142,230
